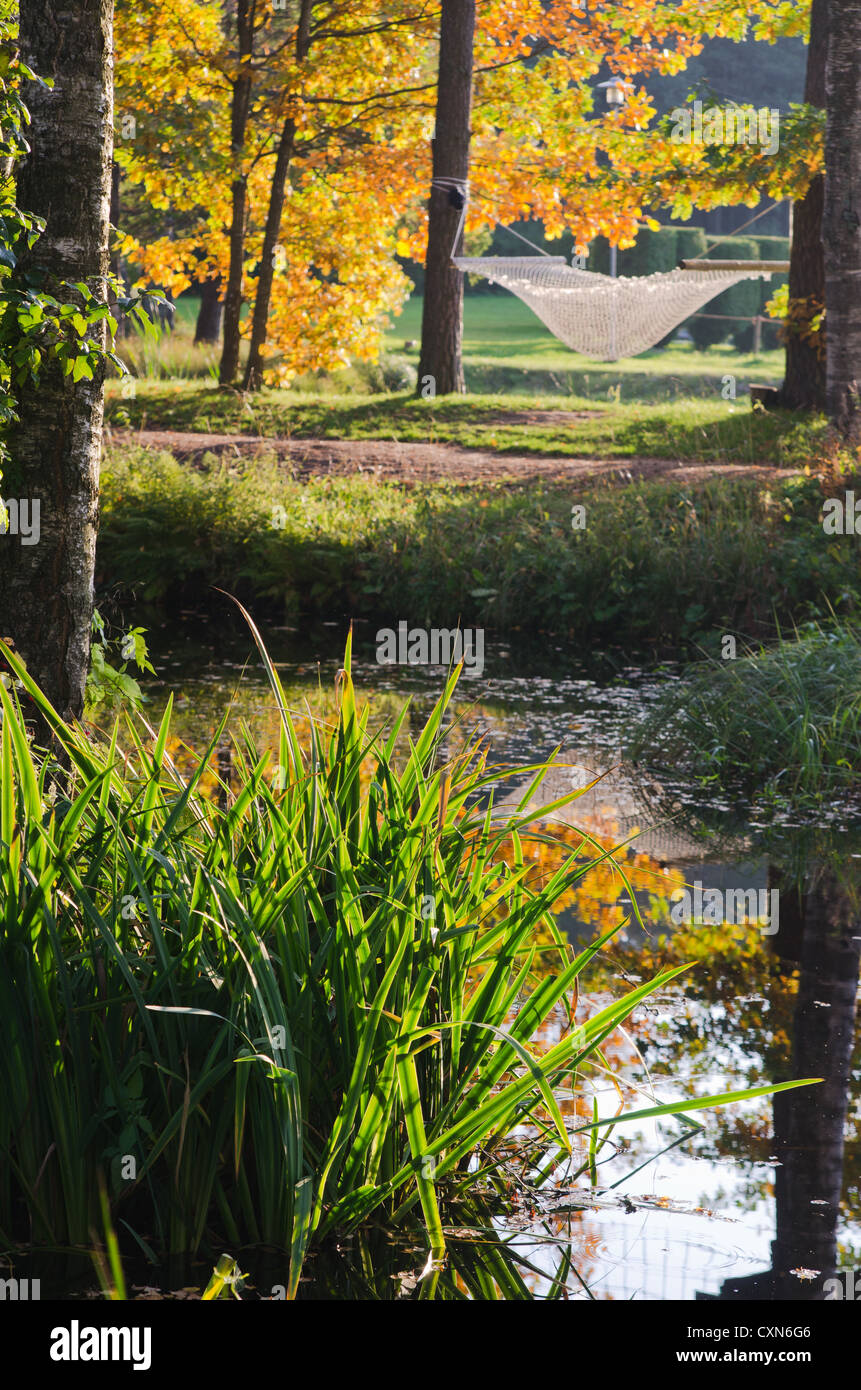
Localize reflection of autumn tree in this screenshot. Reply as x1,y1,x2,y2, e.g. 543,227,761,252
770,870,861,1284
550,888,804,1211
607,922,802,1198
118,682,519,799
125,683,475,801
702,866,861,1299
480,818,687,1104
493,815,685,959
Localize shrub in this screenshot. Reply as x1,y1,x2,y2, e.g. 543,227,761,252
627,622,861,802
97,453,858,649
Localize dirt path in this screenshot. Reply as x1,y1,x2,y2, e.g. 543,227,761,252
107,426,797,488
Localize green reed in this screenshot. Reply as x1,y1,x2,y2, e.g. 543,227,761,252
0,609,817,1297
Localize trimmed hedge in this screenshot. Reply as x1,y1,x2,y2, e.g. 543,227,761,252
689,236,761,349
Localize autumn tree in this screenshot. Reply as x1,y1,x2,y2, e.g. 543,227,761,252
0,0,115,723
237,0,442,390
113,0,248,372
220,0,256,384
114,0,432,389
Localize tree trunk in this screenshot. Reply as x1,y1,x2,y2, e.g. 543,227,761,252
778,0,827,412
194,275,224,344
823,0,861,432
108,158,131,338
218,0,255,386
243,118,295,390
0,0,114,726
418,0,476,397
772,870,860,1282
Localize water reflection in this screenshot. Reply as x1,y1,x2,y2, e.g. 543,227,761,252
699,860,861,1300
132,623,860,1299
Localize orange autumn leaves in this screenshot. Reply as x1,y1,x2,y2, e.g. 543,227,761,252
114,0,816,379
113,0,433,380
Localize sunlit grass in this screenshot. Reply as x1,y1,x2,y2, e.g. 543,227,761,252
104,375,824,466
628,621,861,802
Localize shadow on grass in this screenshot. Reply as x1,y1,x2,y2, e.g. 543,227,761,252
105,383,826,466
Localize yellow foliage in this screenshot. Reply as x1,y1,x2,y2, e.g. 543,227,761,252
113,0,815,375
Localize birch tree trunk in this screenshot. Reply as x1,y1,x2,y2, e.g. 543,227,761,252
823,0,861,432
418,0,476,397
0,0,114,724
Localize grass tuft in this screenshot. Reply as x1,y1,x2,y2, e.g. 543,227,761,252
628,621,861,802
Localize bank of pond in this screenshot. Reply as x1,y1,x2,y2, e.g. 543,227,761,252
96,446,861,655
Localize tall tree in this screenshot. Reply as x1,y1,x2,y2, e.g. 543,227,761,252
243,115,296,390
219,0,256,385
241,0,308,390
823,0,861,432
778,0,827,411
115,0,429,389
0,0,114,724
116,0,812,390
418,0,476,397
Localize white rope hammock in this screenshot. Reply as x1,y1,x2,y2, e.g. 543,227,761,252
452,255,777,361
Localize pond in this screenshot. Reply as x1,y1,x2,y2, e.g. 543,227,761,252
129,615,861,1302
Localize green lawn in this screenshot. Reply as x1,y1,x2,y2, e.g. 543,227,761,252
105,377,823,465
106,290,814,464
148,289,784,401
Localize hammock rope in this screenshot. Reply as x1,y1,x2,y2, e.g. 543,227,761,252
432,175,784,360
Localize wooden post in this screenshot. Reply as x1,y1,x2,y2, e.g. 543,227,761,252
679,260,790,272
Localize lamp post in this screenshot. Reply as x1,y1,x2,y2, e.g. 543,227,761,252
597,78,628,278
